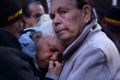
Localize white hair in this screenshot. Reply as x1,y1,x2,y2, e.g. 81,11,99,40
33,21,57,38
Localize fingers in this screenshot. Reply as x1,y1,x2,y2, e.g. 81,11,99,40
54,61,62,68
49,61,62,69
49,60,54,69
48,60,62,76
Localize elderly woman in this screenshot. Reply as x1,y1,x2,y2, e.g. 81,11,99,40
49,0,120,80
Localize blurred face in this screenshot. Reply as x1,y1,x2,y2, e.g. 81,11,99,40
25,4,44,27
5,19,24,38
36,36,64,69
50,0,85,45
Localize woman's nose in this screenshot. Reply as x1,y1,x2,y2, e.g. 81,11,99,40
53,14,62,27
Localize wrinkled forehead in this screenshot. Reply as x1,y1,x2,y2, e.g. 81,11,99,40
43,36,59,45
42,36,54,44
50,0,77,12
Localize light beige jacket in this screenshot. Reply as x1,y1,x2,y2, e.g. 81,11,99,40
59,19,120,80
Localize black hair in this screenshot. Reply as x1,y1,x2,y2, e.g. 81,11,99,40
83,0,112,24
75,0,87,9
75,0,96,25
22,0,31,17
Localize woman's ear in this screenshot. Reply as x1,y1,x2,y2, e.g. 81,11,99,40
82,5,92,24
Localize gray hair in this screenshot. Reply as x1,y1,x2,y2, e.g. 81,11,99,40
33,21,57,38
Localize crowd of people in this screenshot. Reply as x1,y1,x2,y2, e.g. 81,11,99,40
0,0,120,80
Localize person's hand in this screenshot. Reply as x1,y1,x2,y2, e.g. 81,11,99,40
48,60,63,76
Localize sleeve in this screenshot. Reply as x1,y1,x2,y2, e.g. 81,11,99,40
45,72,59,80
0,47,37,80
66,48,110,80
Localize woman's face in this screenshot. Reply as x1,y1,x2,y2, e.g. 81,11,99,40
50,0,85,45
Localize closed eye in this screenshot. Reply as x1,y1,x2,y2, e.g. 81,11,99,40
50,48,59,52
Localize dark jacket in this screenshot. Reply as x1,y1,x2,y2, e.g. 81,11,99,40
0,29,40,80
0,46,38,80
